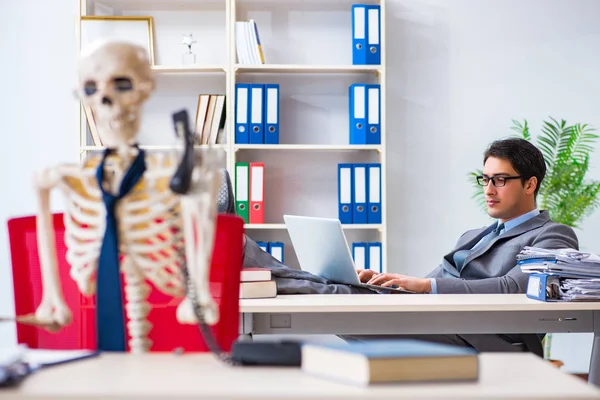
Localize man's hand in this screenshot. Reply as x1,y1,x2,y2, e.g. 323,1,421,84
357,269,378,283
367,273,432,293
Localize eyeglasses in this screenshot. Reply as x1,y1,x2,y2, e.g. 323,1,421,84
476,175,523,187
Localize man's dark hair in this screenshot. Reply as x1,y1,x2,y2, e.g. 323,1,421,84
483,138,546,197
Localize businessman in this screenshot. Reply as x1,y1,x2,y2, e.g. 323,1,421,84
348,137,579,354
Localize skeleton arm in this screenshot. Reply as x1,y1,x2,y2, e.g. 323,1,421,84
176,172,221,325
170,110,223,325
32,165,76,328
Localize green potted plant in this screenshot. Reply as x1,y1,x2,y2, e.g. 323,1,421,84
469,117,600,228
468,117,600,360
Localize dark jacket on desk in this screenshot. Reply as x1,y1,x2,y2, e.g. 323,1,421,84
426,210,579,293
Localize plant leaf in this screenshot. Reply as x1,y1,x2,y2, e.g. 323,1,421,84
468,117,600,227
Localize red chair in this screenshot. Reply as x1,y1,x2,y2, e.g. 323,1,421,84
8,212,243,352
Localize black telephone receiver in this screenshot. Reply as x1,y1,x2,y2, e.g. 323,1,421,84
169,109,196,195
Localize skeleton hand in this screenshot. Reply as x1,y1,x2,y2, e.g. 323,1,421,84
34,298,72,330
176,295,218,325
176,297,197,324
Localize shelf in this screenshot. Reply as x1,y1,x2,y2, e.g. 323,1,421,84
234,144,382,151
79,0,387,272
245,223,383,230
152,65,226,74
234,64,382,74
94,0,225,11
80,144,228,151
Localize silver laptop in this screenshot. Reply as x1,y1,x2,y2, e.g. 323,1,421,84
283,215,413,294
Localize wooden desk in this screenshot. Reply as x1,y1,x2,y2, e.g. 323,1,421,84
3,353,600,399
239,294,600,385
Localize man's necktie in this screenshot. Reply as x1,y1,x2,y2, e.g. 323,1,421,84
95,148,146,352
454,223,505,273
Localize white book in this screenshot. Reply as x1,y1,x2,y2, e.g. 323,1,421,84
247,20,260,64
240,281,277,299
241,267,272,282
243,21,256,64
235,21,250,64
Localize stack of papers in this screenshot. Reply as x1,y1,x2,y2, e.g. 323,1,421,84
517,246,600,278
518,247,600,301
560,279,600,301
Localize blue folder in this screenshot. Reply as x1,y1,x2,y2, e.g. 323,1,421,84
338,163,354,224
351,5,368,65
264,84,280,144
349,84,367,144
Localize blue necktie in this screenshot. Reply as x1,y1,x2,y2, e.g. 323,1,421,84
454,223,504,273
95,148,146,352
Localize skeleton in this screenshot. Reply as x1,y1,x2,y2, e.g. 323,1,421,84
28,40,224,353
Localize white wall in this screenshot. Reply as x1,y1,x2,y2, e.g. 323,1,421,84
385,0,600,373
2,0,600,373
387,0,600,277
0,0,78,347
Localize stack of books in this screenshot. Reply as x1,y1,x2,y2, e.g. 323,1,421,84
240,267,277,299
195,94,226,145
235,20,265,64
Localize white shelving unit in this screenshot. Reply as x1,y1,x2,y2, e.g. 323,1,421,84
76,0,387,272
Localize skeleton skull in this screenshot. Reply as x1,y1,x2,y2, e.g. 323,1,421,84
78,41,155,148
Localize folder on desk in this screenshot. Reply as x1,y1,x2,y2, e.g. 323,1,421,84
366,84,381,144
269,242,284,263
526,272,600,302
352,242,367,270
367,163,381,223
249,84,265,144
366,5,381,65
353,164,368,224
235,84,250,143
249,162,265,224
338,163,354,224
526,273,561,302
352,5,367,65
264,84,279,144
349,84,367,144
235,162,250,223
368,242,382,273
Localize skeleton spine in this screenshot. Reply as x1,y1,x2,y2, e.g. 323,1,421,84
124,269,152,353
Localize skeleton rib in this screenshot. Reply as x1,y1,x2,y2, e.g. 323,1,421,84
122,199,179,225
64,233,102,254
65,189,103,211
128,232,184,254
66,204,103,228
121,191,174,212
124,218,178,241
65,245,101,266
63,216,104,241
132,250,180,269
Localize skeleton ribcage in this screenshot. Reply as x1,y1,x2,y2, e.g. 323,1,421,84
61,152,185,298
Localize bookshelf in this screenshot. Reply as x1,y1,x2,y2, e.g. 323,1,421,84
76,0,387,272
